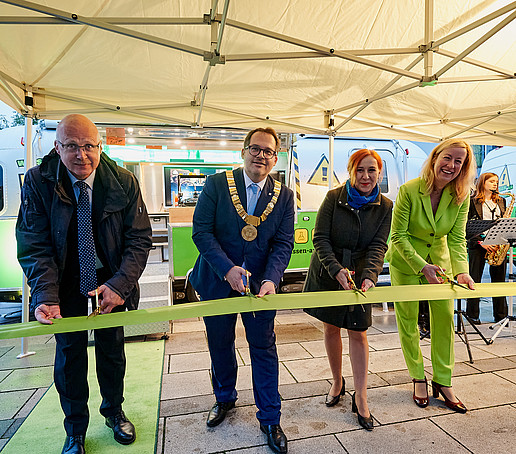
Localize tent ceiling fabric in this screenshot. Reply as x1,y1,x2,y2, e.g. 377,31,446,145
1,0,516,144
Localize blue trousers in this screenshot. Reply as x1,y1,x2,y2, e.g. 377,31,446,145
203,310,281,425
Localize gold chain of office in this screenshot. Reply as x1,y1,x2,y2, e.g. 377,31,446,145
225,170,281,241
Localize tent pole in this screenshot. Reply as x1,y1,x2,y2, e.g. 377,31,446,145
18,114,36,359
424,0,434,78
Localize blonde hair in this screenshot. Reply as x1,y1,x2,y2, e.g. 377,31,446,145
420,139,476,203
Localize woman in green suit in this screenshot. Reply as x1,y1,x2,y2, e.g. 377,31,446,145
386,139,476,413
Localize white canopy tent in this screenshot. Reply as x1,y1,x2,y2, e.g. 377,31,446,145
0,0,516,145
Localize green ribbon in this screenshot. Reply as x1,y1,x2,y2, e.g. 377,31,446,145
1,283,514,340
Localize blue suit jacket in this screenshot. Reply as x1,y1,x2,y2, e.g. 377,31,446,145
189,167,295,300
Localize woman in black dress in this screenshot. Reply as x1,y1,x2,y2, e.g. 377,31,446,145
304,149,392,430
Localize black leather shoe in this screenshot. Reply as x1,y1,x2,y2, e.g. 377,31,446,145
62,435,85,454
468,318,482,325
325,376,345,407
352,392,374,431
105,410,136,445
206,401,236,427
260,424,288,453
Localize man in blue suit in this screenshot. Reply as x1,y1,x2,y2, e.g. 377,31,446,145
189,127,294,453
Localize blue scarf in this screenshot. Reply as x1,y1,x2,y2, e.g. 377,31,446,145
345,180,379,209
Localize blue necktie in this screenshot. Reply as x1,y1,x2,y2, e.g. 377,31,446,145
76,181,98,297
247,183,260,216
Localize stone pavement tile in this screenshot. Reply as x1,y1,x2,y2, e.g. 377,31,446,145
2,417,23,438
0,346,12,358
366,326,384,335
450,372,516,409
163,405,266,453
0,390,33,419
0,439,7,451
160,389,256,419
472,336,516,357
169,351,233,373
368,349,414,374
238,342,312,365
160,394,214,418
0,419,13,438
15,387,47,418
424,361,483,379
235,364,296,390
0,335,54,348
0,370,10,383
279,380,330,400
367,332,401,351
344,373,389,392
377,369,412,386
0,344,55,370
365,383,455,425
234,434,346,453
275,310,315,325
281,395,361,439
467,357,516,372
156,417,164,454
172,319,206,333
164,331,207,354
300,338,364,357
420,342,496,363
161,370,212,400
336,418,469,454
0,366,52,391
275,323,324,344
431,405,516,454
300,340,331,357
506,354,516,362
370,315,399,333
283,356,353,382
493,367,516,384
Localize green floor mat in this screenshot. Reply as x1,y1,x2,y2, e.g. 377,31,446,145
2,340,164,453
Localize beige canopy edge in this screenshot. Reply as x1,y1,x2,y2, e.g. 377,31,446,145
0,0,516,144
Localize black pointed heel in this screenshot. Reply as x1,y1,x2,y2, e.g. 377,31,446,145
352,392,373,431
325,376,345,407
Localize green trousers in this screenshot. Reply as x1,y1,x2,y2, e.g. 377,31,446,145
390,266,455,386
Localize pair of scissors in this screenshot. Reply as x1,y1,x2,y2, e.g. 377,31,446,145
344,268,367,298
87,288,101,317
244,270,256,298
435,267,471,290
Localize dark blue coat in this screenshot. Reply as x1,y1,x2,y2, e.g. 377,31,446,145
16,150,152,311
189,167,295,300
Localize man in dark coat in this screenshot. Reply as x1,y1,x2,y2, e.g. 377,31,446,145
189,127,294,453
16,114,152,454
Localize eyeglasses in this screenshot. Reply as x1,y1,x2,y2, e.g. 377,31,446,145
57,141,101,153
245,145,277,160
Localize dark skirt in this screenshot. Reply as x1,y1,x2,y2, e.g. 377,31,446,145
304,303,371,331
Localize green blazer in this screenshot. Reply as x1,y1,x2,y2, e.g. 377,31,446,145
386,178,469,278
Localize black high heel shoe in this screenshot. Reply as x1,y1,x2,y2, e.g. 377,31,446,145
412,378,429,408
325,376,345,407
351,392,373,431
431,381,467,413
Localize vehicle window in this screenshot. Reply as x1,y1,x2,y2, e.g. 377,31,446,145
380,160,389,193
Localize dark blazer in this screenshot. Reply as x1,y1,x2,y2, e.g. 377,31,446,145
16,150,152,311
304,184,392,292
467,195,506,246
189,167,295,300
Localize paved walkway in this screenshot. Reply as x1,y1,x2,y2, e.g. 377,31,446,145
158,305,516,454
1,304,515,453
